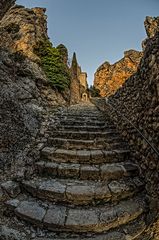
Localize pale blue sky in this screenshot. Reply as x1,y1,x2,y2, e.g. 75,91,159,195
16,0,159,85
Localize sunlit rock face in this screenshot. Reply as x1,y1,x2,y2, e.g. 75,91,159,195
0,0,15,20
142,16,159,50
94,50,142,97
0,5,48,62
144,16,159,38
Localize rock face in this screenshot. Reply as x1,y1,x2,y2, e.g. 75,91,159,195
144,16,159,38
0,48,66,179
93,18,159,238
0,0,15,20
0,5,48,62
0,2,67,180
94,50,142,97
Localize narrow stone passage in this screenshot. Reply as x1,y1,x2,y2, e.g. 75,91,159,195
6,103,147,239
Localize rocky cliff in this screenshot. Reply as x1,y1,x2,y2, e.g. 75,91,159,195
144,16,159,38
0,0,15,20
94,50,142,97
0,3,68,182
0,5,48,62
142,16,159,50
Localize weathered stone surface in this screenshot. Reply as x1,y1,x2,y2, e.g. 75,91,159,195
100,163,124,180
44,205,66,229
6,199,20,210
0,5,48,62
80,165,99,180
95,183,111,201
0,0,15,20
99,207,118,230
93,17,159,237
38,180,66,201
108,179,136,199
15,201,46,224
66,182,95,204
66,208,99,231
0,225,27,240
94,50,142,97
144,16,159,38
58,163,80,178
1,181,20,198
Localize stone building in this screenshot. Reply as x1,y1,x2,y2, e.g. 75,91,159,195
70,53,89,104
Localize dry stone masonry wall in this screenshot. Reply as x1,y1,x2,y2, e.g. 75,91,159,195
93,18,159,238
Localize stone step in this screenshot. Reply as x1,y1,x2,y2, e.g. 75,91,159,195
47,130,119,140
22,177,143,205
41,147,130,164
55,119,108,127
48,137,128,150
52,125,116,133
7,195,145,233
32,215,146,239
54,112,104,117
36,161,139,181
54,115,106,122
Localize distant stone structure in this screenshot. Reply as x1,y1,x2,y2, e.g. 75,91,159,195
70,53,89,105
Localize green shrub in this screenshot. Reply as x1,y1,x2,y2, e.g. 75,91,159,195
35,40,71,92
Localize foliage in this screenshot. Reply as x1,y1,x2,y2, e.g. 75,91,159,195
89,85,101,97
56,44,68,63
35,40,71,92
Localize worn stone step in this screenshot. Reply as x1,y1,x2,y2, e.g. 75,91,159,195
36,161,139,181
32,215,146,239
7,196,145,233
54,115,106,122
54,112,104,117
55,119,108,127
46,130,119,140
53,125,116,133
41,147,130,164
48,137,128,150
22,176,143,205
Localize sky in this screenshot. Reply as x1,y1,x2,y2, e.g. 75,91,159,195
16,0,159,86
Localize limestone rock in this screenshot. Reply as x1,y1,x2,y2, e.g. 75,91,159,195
0,5,48,62
1,181,20,197
94,50,142,97
0,0,15,20
144,16,159,38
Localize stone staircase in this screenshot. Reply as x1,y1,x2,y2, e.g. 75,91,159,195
6,103,147,239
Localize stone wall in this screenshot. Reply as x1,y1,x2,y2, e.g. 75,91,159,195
93,30,159,236
70,53,89,104
94,50,142,97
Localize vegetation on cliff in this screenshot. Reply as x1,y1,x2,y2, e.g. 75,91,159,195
35,40,71,92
